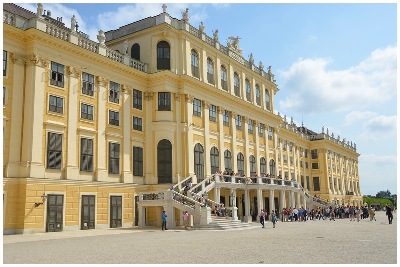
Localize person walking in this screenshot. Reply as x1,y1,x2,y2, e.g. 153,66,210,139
259,209,265,228
386,205,393,224
162,210,168,230
369,207,376,221
183,211,189,230
271,210,277,228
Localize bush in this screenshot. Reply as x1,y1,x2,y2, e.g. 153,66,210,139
363,197,393,207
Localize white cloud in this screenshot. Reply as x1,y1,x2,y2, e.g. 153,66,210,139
360,154,397,165
278,46,397,114
344,111,396,140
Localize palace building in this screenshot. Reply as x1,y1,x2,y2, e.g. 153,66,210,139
3,3,362,234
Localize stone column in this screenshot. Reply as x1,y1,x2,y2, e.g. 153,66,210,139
214,186,220,204
264,124,270,175
95,76,108,181
257,188,263,213
297,191,301,208
280,190,285,210
218,108,224,170
5,54,25,177
186,95,195,177
204,101,211,177
244,188,251,222
290,190,295,208
121,85,133,183
20,54,47,178
231,111,237,173
65,66,80,179
230,188,238,220
278,139,283,177
144,92,154,184
269,189,275,220
243,116,249,176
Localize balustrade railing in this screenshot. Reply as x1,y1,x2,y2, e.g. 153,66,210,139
141,191,164,201
45,23,69,41
78,37,98,53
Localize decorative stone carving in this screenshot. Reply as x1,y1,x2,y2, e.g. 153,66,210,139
212,29,219,43
97,30,106,46
71,15,76,32
123,40,128,55
227,36,242,55
144,92,154,101
249,53,254,65
204,100,210,107
96,75,108,87
67,66,80,78
181,8,189,23
259,61,264,71
199,22,205,34
162,4,167,13
174,93,180,101
185,94,194,103
37,3,43,17
11,54,26,66
29,54,48,68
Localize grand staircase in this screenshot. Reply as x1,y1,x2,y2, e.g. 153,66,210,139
191,215,256,231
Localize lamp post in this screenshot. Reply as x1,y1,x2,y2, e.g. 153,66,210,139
34,194,47,207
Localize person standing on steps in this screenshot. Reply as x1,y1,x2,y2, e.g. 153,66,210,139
162,210,168,230
259,209,265,228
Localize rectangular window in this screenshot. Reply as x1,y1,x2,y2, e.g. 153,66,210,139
193,98,202,117
133,116,142,131
109,110,119,126
305,149,308,158
282,140,287,151
133,89,142,110
305,162,309,169
133,146,143,176
109,81,120,103
258,123,263,137
300,161,303,168
3,50,7,76
109,142,120,174
82,72,94,96
50,61,64,88
255,86,261,105
306,176,310,190
47,132,62,169
235,115,242,130
300,147,303,157
209,104,217,122
158,92,171,111
81,103,94,121
289,142,293,152
313,176,320,191
283,155,287,164
3,87,5,106
290,157,294,165
311,149,318,159
268,127,273,140
80,138,93,172
248,119,253,134
223,110,229,126
49,95,64,114
312,162,319,169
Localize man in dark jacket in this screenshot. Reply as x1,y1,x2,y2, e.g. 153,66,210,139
386,205,393,224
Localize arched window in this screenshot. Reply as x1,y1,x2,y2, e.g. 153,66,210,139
249,155,256,176
255,84,261,105
157,139,172,183
245,79,251,102
221,65,227,90
210,147,219,174
194,143,204,181
265,89,270,111
131,43,140,61
157,41,170,70
234,72,240,97
191,49,199,78
224,150,232,172
269,159,276,177
260,157,266,175
237,152,244,176
207,58,214,84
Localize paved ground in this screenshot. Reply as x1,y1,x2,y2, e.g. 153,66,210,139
2,211,397,264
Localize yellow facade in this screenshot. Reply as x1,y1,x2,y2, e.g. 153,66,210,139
3,3,362,234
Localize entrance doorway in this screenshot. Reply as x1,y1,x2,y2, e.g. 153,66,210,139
110,196,122,228
46,194,64,232
81,195,95,230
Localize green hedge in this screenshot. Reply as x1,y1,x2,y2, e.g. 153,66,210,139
363,197,393,207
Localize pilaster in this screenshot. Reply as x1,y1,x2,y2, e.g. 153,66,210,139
20,54,48,178
121,85,133,183
144,91,154,184
186,95,195,176
217,108,224,170
95,75,108,181
243,116,249,176
269,189,275,219
65,66,80,180
204,101,211,176
231,111,237,173
175,93,182,181
5,54,25,177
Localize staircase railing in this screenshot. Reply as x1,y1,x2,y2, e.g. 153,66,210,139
170,175,194,192
189,174,216,195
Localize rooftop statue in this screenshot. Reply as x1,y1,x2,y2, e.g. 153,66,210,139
162,4,167,13
212,29,219,43
227,36,242,55
182,8,189,23
199,22,205,33
249,53,254,65
37,3,43,17
71,15,76,32
259,61,264,71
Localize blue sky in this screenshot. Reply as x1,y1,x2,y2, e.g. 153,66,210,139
17,2,397,196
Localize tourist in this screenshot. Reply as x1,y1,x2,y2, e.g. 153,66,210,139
386,205,393,224
355,207,361,222
199,194,205,207
259,209,265,228
271,210,277,228
162,210,168,230
293,207,299,221
369,207,376,221
183,211,189,229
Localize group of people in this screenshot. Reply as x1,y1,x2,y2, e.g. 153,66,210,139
211,203,226,217
258,209,277,228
